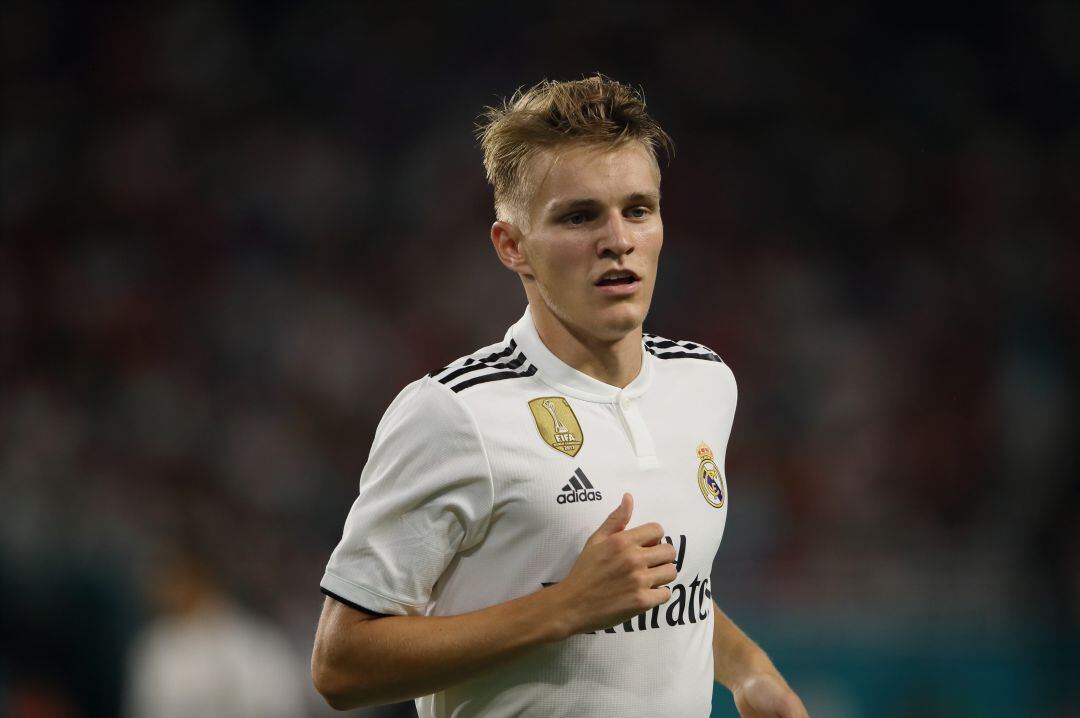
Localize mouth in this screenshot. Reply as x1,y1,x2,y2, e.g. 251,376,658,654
594,269,642,296
594,269,640,287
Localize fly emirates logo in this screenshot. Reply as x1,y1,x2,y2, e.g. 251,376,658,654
546,534,713,635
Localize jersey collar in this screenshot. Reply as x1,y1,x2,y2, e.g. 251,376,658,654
508,307,654,403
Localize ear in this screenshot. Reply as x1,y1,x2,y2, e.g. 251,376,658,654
490,221,533,279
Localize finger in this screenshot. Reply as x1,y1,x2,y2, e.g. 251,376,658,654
641,542,677,568
622,520,665,547
640,585,673,608
785,694,810,718
779,695,803,718
587,493,634,544
644,563,678,588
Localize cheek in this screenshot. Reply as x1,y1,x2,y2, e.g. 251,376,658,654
637,225,663,259
536,239,590,278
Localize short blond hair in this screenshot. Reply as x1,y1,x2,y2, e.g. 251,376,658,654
477,74,673,224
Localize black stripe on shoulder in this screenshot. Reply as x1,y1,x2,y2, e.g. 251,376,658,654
438,349,527,385
644,337,703,351
650,350,723,363
429,357,475,378
449,363,538,393
429,339,516,379
644,334,723,363
321,587,392,617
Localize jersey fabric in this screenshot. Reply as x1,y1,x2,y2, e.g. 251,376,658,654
321,307,737,718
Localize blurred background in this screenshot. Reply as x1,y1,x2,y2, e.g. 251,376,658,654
2,1,1078,717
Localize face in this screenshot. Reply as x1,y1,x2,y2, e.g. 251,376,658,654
494,141,663,344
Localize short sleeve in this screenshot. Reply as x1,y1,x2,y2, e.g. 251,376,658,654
321,377,494,615
714,362,738,467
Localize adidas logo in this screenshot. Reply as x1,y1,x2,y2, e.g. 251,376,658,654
556,468,603,504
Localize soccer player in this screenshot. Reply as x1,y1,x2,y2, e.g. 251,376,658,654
311,76,810,718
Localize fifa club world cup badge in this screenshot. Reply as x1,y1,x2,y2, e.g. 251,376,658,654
528,397,584,457
697,441,726,508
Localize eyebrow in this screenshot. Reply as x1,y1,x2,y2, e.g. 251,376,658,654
546,191,661,215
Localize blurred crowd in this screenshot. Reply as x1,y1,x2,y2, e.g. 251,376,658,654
2,2,1077,717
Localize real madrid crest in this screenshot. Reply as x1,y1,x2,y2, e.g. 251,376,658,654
696,441,726,508
528,397,584,457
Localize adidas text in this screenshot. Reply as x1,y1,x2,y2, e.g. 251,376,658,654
557,489,603,504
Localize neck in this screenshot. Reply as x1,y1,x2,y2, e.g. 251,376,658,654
529,304,643,389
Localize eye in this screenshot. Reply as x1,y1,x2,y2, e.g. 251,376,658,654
563,212,589,226
625,206,650,219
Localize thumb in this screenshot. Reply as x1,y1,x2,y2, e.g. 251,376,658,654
587,493,633,544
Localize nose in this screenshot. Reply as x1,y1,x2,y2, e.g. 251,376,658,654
597,210,634,259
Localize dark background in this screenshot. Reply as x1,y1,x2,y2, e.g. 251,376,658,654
2,1,1078,716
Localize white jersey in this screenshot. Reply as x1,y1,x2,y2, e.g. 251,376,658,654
125,601,306,718
322,308,736,718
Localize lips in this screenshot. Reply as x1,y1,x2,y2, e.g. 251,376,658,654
594,269,640,286
594,269,642,297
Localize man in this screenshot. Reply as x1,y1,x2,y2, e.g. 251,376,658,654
312,75,809,718
127,544,306,718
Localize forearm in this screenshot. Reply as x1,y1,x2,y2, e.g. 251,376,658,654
313,496,676,710
711,599,784,690
312,587,573,709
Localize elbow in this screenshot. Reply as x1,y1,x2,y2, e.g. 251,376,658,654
311,646,366,710
322,693,355,712
317,690,350,712
310,662,344,710
311,601,391,709
312,676,349,712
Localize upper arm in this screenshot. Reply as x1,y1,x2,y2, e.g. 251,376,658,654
312,597,382,674
320,378,495,615
311,596,383,706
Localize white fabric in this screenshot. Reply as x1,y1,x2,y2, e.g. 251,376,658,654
125,601,306,718
323,307,736,718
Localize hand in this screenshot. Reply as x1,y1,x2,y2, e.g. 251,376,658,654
554,493,677,634
733,674,809,718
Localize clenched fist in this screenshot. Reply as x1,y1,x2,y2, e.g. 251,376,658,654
553,493,678,635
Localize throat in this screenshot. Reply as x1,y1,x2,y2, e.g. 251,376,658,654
576,349,643,389
530,308,644,388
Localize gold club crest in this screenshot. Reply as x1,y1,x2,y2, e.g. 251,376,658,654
528,397,583,457
697,442,726,508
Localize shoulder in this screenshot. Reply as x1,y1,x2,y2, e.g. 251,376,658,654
425,335,536,395
644,331,736,392
375,334,536,438
368,373,490,464
644,332,726,365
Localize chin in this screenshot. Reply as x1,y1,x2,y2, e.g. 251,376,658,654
591,303,647,342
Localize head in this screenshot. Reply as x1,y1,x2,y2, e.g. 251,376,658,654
478,75,673,344
146,534,221,617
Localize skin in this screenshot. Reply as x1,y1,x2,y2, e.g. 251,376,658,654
311,140,809,718
490,141,661,388
312,494,677,707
